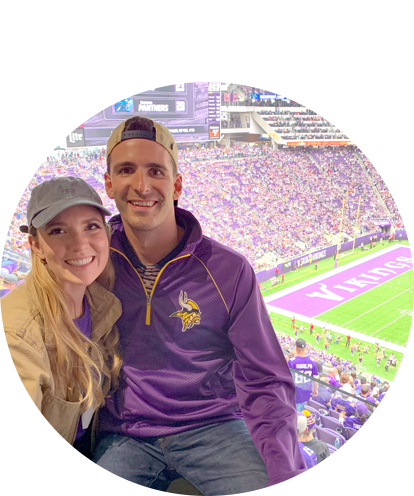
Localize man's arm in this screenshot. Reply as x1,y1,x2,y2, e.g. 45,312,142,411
227,262,306,486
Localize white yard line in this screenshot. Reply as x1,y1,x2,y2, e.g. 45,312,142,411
370,310,412,336
267,304,407,354
342,286,414,326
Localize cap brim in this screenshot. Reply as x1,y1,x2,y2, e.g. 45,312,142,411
31,199,112,228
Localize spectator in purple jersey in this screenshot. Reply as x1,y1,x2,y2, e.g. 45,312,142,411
327,367,341,388
339,402,368,431
355,376,367,392
357,385,378,408
298,410,330,465
375,381,407,424
312,375,332,408
288,338,319,411
297,412,336,492
379,416,412,453
330,384,356,416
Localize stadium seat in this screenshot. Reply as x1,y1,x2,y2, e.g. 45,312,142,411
328,409,341,420
380,443,401,461
320,416,347,439
346,427,364,445
327,444,338,455
307,398,329,414
315,425,346,447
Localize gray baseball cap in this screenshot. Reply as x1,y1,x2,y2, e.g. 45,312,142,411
20,176,112,233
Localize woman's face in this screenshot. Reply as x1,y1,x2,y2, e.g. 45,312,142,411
30,205,109,295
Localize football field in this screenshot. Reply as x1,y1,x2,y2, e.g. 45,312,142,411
318,271,413,346
263,244,413,378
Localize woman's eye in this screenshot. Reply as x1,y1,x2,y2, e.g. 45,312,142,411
48,228,65,235
87,223,102,231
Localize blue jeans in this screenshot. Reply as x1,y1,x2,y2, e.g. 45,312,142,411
93,419,268,495
296,402,306,412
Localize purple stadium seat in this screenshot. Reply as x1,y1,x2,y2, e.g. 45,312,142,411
307,398,329,414
320,415,347,439
315,426,345,448
380,443,401,461
346,427,364,445
328,409,341,420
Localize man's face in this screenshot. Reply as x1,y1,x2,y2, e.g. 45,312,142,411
105,139,182,234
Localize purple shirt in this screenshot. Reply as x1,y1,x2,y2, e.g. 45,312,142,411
331,395,356,416
376,391,406,424
287,356,319,404
343,416,377,437
299,442,317,469
100,209,306,486
74,298,91,441
327,375,341,388
379,424,412,453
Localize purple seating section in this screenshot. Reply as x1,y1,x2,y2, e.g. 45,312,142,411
6,146,403,271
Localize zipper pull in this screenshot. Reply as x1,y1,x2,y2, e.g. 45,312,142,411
146,294,151,325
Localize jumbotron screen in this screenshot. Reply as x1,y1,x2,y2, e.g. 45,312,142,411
80,82,220,147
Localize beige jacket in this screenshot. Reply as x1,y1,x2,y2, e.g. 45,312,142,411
0,282,121,496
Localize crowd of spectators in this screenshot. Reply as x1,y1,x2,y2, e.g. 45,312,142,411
360,151,413,228
368,112,414,141
2,143,403,290
279,331,390,468
258,112,348,140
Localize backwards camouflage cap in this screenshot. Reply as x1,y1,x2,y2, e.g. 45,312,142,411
106,117,178,170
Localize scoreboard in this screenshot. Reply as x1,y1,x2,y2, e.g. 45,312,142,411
0,92,32,110
105,84,196,120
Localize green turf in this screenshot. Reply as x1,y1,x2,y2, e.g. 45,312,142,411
318,271,413,346
260,240,410,297
270,311,404,381
262,241,411,381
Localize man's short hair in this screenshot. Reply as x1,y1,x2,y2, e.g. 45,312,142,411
392,381,402,392
106,116,178,176
365,431,382,451
360,385,370,395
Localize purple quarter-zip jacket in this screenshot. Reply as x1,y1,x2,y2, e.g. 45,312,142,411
99,207,306,485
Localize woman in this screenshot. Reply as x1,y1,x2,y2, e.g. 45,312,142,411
1,177,122,456
339,401,368,430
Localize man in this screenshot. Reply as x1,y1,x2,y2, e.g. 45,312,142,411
298,410,330,465
375,381,407,424
327,367,341,388
330,384,356,416
379,415,412,453
312,375,332,408
93,116,305,493
339,401,377,437
345,334,351,347
343,431,396,496
356,384,378,410
296,413,318,470
288,338,319,411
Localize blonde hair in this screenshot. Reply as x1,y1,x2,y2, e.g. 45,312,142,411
28,222,121,412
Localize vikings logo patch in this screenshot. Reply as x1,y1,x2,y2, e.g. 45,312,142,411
170,290,201,332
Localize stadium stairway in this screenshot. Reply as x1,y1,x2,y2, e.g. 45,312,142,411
353,151,394,225
408,153,414,196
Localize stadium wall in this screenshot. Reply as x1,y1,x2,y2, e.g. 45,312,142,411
255,230,408,283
